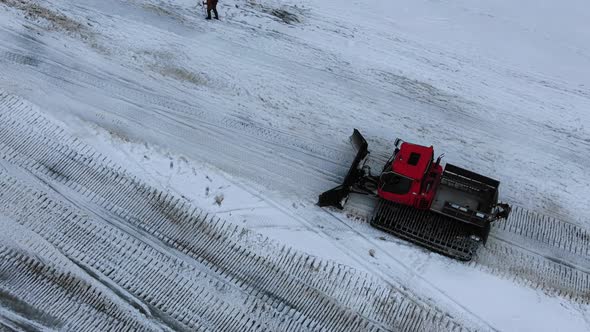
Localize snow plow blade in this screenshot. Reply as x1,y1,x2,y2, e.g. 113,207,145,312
371,199,483,261
318,129,368,209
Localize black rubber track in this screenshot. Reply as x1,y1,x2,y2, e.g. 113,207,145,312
370,199,482,261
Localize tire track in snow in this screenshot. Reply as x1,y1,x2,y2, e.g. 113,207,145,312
345,198,590,272
0,171,395,332
475,238,590,303
0,243,157,332
1,78,588,301
0,47,583,242
0,49,350,194
0,35,349,164
0,176,299,332
0,95,472,331
0,44,351,162
492,207,590,257
3,47,588,259
1,51,589,300
333,207,590,304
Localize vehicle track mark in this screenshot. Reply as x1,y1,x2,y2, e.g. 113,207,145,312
0,93,472,331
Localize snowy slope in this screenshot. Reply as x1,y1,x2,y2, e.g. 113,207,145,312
0,0,589,331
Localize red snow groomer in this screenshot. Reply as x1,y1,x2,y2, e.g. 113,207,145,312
318,130,511,261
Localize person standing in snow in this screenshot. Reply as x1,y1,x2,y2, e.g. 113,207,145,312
205,0,219,20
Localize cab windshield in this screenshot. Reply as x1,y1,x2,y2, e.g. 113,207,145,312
379,172,412,195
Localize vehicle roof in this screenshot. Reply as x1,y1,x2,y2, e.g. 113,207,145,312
391,142,434,180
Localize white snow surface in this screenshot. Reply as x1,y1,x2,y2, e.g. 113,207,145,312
0,0,589,331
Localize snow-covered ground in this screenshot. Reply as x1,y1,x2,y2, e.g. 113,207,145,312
0,0,589,331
